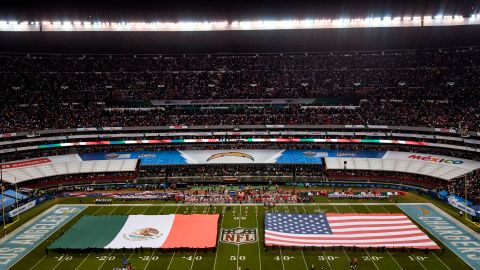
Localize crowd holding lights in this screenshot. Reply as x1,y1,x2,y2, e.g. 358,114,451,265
0,14,479,31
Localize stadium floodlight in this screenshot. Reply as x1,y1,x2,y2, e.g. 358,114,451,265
403,16,412,21
63,21,71,25
8,21,18,25
383,16,392,21
393,17,402,21
413,16,421,21
73,21,81,26
83,21,91,25
454,15,463,20
433,15,442,20
52,21,61,25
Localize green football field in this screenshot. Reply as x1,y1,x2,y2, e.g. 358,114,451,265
9,203,473,270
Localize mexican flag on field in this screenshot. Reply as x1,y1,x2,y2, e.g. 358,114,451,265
49,214,219,249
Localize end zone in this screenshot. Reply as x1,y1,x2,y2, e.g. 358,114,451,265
0,205,86,270
399,203,480,269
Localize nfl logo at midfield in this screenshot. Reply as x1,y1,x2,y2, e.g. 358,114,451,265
221,228,257,245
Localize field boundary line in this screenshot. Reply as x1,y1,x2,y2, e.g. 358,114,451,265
58,202,404,207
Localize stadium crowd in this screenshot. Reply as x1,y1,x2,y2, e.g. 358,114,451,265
1,48,479,133
439,170,480,204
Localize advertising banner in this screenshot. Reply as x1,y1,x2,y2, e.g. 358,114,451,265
151,98,316,106
383,151,480,170
7,200,36,218
447,196,477,216
0,154,82,170
80,150,387,165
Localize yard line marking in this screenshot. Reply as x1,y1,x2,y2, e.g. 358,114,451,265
237,205,242,270
275,205,289,270
125,205,135,214
365,204,404,270
50,206,105,270
300,250,309,270
187,205,206,270
96,250,115,270
347,205,380,270
166,252,176,270
189,249,198,270
385,249,404,270
157,204,166,214
364,205,403,270
431,251,452,270
407,249,428,270
331,205,353,265
299,205,312,270
108,205,120,214
74,252,91,270
255,206,263,270
312,204,333,270
143,249,157,270
141,204,151,214
322,249,332,270
212,205,226,270
92,206,105,215
380,204,391,213
278,247,286,270
29,255,47,270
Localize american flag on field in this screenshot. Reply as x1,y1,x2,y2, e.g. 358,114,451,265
264,213,440,249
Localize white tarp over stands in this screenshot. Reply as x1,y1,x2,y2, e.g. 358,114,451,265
0,159,138,183
325,151,480,181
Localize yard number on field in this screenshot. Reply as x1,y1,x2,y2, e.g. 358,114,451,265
409,255,428,261
139,256,159,261
318,256,339,261
54,255,73,261
275,256,294,261
362,256,383,261
230,256,246,261
96,255,115,261
182,256,202,261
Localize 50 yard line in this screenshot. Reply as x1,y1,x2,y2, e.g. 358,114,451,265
212,205,226,270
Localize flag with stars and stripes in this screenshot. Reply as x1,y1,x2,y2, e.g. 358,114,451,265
264,213,440,249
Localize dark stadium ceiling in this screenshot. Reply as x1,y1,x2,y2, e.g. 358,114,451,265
2,0,479,21
2,0,480,54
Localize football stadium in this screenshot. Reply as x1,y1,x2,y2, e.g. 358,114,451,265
0,1,480,270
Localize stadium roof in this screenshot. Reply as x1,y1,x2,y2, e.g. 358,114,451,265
1,0,478,21
2,1,480,53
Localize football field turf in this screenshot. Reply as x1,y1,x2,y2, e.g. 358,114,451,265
10,203,473,270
